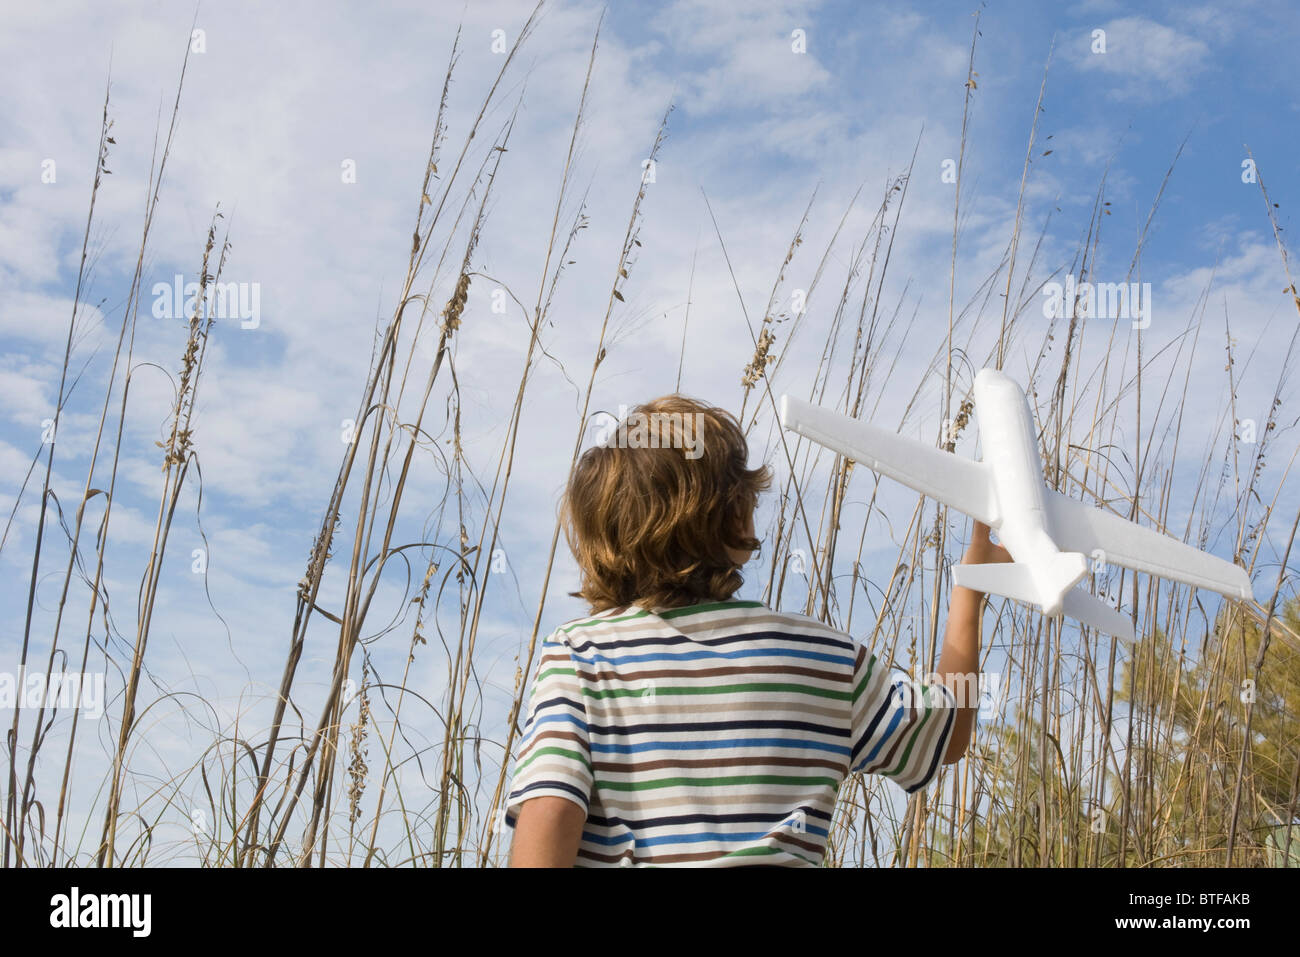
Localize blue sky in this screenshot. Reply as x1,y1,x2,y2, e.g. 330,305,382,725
1,0,1297,864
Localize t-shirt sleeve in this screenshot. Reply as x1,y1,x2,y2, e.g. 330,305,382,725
504,631,593,828
848,643,956,793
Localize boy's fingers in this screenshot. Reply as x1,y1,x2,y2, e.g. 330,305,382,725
965,522,1014,563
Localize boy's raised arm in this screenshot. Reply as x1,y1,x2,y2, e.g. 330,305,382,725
937,521,1010,764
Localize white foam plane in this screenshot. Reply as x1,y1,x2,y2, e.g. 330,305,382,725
778,368,1254,640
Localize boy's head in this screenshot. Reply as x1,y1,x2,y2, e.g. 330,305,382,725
563,395,772,612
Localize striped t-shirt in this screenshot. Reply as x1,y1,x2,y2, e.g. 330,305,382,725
503,598,958,866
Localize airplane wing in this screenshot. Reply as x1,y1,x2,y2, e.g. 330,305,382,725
780,395,998,526
1060,586,1136,640
1044,490,1254,602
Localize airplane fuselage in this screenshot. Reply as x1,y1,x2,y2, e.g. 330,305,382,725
972,369,1088,615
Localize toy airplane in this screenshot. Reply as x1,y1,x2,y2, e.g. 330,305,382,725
778,369,1254,640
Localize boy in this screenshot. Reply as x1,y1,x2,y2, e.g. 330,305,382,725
504,394,1008,866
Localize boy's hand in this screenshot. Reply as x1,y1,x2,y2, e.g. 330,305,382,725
962,521,1013,566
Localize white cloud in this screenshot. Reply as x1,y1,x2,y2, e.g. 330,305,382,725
644,0,832,113
1073,16,1211,102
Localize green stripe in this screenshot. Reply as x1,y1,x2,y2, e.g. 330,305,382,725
580,682,852,702
561,609,650,632
517,745,591,773
852,653,877,704
596,773,839,792
658,600,765,619
723,844,819,866
558,599,767,634
723,845,782,858
880,703,936,778
538,665,578,682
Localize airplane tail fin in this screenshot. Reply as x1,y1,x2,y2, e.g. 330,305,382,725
952,563,1136,639
951,562,1040,604
1060,586,1135,640
952,553,1089,613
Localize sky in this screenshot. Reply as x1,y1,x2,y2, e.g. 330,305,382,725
1,0,1297,865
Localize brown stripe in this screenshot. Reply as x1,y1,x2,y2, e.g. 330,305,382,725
862,732,904,774
766,832,825,856
518,729,585,759
578,847,638,865
864,706,922,773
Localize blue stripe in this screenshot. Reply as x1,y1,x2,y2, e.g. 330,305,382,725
523,711,587,733
519,709,588,747
903,702,955,793
858,686,905,768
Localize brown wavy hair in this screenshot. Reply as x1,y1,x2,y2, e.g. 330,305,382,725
562,395,772,612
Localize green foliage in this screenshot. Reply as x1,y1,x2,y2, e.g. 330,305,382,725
1115,596,1300,863
936,597,1299,867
